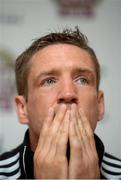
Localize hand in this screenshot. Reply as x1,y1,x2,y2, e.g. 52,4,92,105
69,104,100,179
34,104,69,179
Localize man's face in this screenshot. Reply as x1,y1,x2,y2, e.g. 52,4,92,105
16,44,104,144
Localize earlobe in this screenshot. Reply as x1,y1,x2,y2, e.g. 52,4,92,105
98,90,105,121
15,95,29,124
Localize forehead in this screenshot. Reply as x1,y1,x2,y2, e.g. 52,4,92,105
29,44,96,76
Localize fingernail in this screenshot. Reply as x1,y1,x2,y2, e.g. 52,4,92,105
48,107,54,114
79,108,83,113
61,104,66,109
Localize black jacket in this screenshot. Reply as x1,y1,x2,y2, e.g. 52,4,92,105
0,130,121,179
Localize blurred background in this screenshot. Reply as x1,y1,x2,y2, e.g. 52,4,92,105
0,0,121,158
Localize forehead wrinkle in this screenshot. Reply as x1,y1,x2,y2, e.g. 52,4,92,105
34,66,95,82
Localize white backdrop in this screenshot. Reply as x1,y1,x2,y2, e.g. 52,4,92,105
0,0,121,158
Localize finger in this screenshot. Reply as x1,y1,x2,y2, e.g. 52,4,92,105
56,109,70,156
78,109,99,168
37,107,54,150
69,113,81,156
49,104,67,138
47,108,69,161
70,104,82,142
39,104,67,157
78,108,96,151
79,108,93,136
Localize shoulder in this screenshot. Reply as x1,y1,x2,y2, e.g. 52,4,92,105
101,152,121,179
0,146,22,179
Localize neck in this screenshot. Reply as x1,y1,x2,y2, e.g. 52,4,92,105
29,129,39,152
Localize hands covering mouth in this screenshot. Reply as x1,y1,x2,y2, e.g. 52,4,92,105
34,104,100,179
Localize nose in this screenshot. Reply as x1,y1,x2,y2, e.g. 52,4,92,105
57,80,78,104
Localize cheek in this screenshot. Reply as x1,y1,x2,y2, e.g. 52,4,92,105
78,90,99,131
26,92,57,134
88,104,98,131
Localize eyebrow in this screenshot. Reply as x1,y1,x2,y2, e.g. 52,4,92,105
34,67,96,84
36,69,60,78
33,69,60,85
71,67,95,76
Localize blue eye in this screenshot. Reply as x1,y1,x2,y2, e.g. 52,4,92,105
47,79,55,84
42,78,56,86
76,78,88,85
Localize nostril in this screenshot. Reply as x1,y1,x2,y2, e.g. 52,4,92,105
72,98,77,103
58,98,77,104
58,98,64,103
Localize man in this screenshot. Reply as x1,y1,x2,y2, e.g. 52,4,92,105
0,27,121,179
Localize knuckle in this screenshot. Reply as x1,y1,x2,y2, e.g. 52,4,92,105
61,129,67,135
34,154,43,167
44,158,52,167
71,138,80,148
34,150,46,166
90,154,99,167
58,138,66,147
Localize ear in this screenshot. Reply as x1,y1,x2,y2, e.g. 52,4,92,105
15,95,29,124
97,90,105,121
